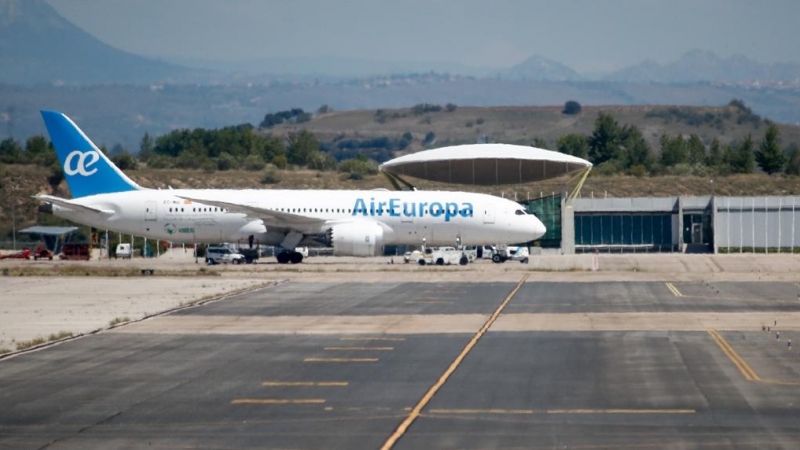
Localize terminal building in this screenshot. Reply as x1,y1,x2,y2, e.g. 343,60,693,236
379,144,800,256
525,194,800,254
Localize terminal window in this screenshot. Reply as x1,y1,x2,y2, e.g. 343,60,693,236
575,214,672,247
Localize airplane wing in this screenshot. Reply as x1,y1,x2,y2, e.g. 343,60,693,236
176,195,326,228
35,194,115,215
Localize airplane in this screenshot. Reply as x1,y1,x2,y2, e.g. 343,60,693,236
35,110,546,264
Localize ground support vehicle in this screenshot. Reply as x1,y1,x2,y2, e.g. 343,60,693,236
418,246,469,266
0,248,31,260
206,246,245,265
491,245,530,264
61,243,90,261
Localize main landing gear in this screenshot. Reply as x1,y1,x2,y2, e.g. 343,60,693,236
276,250,304,264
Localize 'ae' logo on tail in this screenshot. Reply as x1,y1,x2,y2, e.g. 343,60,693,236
64,150,100,176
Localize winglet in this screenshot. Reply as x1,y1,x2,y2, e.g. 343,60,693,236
40,110,143,198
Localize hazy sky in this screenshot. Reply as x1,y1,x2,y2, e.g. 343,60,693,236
47,0,800,73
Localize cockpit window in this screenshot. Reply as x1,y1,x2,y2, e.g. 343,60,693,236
515,209,527,215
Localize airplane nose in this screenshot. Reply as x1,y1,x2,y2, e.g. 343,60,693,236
531,216,546,240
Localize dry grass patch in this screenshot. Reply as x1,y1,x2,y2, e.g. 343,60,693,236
109,317,131,327
5,266,221,278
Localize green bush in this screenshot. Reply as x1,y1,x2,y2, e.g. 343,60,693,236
243,154,266,171
260,165,282,184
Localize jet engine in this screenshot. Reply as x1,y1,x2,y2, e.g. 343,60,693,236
326,222,384,256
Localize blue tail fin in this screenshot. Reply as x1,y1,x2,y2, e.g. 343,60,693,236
41,110,142,198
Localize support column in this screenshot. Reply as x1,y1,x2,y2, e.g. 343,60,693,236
561,188,575,255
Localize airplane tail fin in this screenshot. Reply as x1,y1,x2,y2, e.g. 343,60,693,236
40,110,143,198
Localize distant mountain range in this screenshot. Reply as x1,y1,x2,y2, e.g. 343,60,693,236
500,50,800,83
0,0,195,84
2,0,800,149
496,55,582,82
2,0,799,85
606,49,800,83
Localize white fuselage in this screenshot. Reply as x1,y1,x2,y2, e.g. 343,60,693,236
53,188,544,247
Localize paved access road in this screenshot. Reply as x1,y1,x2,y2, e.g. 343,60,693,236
2,279,800,449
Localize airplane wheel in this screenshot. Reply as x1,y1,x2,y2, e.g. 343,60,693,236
418,259,426,266
233,259,242,265
436,258,444,266
276,252,290,264
492,254,502,263
459,256,469,266
289,252,303,264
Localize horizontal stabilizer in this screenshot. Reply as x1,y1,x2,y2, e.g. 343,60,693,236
35,194,115,215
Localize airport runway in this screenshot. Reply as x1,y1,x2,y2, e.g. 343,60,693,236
3,279,800,449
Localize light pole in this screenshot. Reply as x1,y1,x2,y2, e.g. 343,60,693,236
9,177,18,251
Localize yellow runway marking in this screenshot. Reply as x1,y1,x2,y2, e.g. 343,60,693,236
708,330,800,386
324,347,393,351
760,379,800,387
340,337,405,342
707,329,759,381
428,408,695,415
665,282,683,297
304,358,378,363
380,274,529,450
261,381,348,387
231,399,325,405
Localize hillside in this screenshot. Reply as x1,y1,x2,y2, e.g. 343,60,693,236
4,103,800,239
4,163,800,241
0,0,193,84
265,104,800,157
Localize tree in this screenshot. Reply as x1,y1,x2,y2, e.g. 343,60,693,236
659,134,688,167
445,103,458,112
216,152,237,171
722,142,737,173
706,137,723,168
25,135,55,166
243,154,265,171
588,113,621,165
686,134,706,165
0,138,22,164
307,152,337,171
533,137,548,149
556,134,589,159
785,143,800,176
139,132,154,162
316,104,331,115
111,153,139,170
620,125,653,171
562,100,582,115
755,123,787,174
730,134,755,174
286,130,319,166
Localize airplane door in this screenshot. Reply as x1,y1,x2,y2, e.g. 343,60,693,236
483,205,495,224
145,201,157,221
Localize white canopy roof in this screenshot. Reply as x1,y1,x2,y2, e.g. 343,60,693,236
379,143,592,185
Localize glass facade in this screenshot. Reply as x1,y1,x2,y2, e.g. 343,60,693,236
575,214,673,250
523,195,562,248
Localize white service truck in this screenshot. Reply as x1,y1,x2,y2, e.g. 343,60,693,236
408,246,469,266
